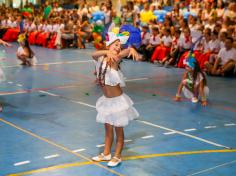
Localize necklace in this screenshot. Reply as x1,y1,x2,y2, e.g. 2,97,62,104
98,60,108,87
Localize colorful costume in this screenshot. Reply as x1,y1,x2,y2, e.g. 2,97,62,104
95,57,139,127
17,34,38,66
182,57,209,101
95,32,139,127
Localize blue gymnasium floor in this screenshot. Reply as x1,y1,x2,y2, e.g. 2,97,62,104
0,44,236,176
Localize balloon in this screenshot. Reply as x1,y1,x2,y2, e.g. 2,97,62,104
96,20,103,26
183,12,197,19
92,11,105,22
140,11,154,23
94,35,102,43
92,32,99,39
22,12,31,17
95,43,103,49
21,7,33,17
111,27,120,34
92,25,104,33
154,10,167,22
119,25,141,48
120,31,130,36
21,8,33,13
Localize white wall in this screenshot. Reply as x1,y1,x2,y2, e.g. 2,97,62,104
1,0,37,8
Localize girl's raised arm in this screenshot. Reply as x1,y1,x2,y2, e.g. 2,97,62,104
0,39,11,47
92,50,109,61
118,47,140,61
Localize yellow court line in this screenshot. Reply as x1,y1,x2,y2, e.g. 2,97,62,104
0,118,124,176
8,149,236,176
8,161,92,176
122,149,236,160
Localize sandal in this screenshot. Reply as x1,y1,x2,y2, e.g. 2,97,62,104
92,153,111,162
107,156,122,167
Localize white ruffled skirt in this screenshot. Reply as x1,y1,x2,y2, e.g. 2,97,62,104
27,56,38,66
96,93,139,127
182,86,209,99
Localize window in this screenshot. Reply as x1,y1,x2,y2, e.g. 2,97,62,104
0,0,5,5
12,0,37,8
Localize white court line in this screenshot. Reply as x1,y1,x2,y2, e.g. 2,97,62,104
141,135,155,139
0,90,28,96
164,131,176,135
0,77,148,97
2,60,93,68
39,91,96,108
137,120,230,149
124,139,133,143
126,78,149,82
96,144,105,148
0,85,80,96
72,148,86,153
39,91,59,97
30,91,231,149
70,100,96,108
187,160,236,176
36,60,93,66
224,123,236,127
205,126,217,129
14,161,30,166
184,128,197,132
3,65,22,68
7,81,13,84
44,154,60,159
16,84,23,87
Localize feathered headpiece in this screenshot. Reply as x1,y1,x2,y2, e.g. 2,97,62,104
186,54,197,69
17,34,26,43
105,32,130,47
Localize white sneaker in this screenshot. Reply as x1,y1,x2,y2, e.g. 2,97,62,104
107,157,122,167
191,97,198,103
92,153,111,162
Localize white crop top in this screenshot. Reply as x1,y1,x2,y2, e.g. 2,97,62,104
95,57,125,87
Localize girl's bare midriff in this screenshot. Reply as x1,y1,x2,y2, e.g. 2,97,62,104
100,61,123,98
102,85,123,98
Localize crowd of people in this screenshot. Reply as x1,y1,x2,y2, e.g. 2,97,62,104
0,0,235,76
